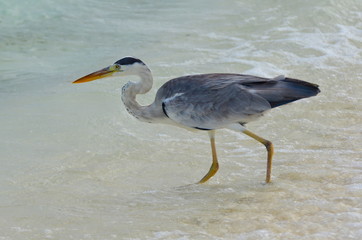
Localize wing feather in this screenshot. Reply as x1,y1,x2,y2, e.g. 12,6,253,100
159,74,271,129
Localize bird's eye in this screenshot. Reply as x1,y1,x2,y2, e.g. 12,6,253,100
115,65,121,70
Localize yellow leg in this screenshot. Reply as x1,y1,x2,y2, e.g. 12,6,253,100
198,131,219,184
243,129,274,183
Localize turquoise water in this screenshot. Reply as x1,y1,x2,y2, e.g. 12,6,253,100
1,0,361,239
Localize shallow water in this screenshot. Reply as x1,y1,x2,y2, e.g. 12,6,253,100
0,0,361,239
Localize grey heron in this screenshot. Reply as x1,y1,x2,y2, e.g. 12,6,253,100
73,57,320,184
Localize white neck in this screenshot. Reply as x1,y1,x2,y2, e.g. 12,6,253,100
121,67,157,122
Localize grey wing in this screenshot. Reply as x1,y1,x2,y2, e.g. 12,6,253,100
161,80,271,130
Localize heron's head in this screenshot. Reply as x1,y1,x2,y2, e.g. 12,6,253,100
73,57,148,84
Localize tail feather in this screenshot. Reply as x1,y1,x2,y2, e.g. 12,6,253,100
243,77,320,108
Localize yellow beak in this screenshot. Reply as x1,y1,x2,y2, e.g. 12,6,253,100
73,66,115,84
